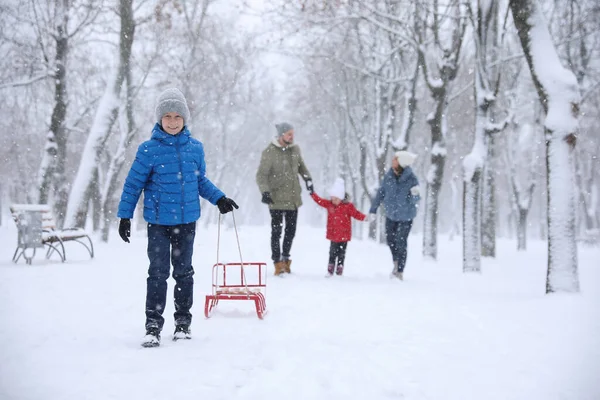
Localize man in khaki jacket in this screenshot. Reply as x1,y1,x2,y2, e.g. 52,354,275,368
256,122,312,275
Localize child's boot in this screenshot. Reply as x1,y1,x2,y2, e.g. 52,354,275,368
335,264,344,276
326,264,335,277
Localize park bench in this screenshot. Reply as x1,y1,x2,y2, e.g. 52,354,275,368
10,204,94,265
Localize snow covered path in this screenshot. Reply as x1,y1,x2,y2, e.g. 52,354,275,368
0,223,598,400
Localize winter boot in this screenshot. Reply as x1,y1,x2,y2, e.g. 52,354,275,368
142,327,161,348
397,271,404,281
335,264,344,276
173,325,192,341
283,258,292,274
326,264,335,277
274,261,286,276
390,260,400,279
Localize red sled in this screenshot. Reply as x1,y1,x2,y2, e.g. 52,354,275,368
205,212,268,319
204,262,267,319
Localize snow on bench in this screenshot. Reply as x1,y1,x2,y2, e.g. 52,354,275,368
10,204,94,264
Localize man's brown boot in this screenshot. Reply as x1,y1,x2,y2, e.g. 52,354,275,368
274,261,286,276
283,259,292,274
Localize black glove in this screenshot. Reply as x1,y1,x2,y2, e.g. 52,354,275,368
261,192,274,204
118,218,131,243
305,179,314,195
216,196,239,214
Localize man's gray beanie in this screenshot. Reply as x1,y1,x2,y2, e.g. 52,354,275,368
155,88,190,125
275,122,294,136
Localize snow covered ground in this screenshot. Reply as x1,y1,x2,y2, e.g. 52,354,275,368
0,220,598,400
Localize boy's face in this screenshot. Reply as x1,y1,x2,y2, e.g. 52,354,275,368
331,196,342,205
161,112,184,135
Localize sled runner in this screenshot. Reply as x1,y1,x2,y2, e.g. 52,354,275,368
204,212,267,319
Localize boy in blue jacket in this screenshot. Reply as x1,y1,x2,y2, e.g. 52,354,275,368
117,88,238,347
370,151,420,281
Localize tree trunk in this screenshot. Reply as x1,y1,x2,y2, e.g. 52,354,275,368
418,0,464,259
392,61,419,151
38,0,69,227
422,92,447,260
100,79,136,242
575,157,599,240
91,169,101,231
464,0,503,270
448,177,461,241
517,207,528,250
463,85,487,272
510,0,580,293
463,169,482,272
64,0,135,229
100,0,136,242
481,134,496,257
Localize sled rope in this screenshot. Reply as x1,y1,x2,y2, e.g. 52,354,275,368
217,212,249,295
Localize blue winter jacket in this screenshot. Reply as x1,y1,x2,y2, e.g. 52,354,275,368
117,124,225,226
369,167,421,221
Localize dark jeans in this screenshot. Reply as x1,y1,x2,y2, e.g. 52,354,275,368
385,219,413,272
146,222,196,331
270,209,298,262
328,241,348,266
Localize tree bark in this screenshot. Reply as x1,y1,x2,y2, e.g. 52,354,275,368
100,0,136,242
517,208,528,250
481,134,496,257
422,90,447,260
419,0,464,260
38,0,69,227
510,0,580,293
463,169,482,272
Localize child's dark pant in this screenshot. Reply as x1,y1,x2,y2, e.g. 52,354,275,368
145,222,196,331
385,219,413,272
328,241,348,266
269,209,298,262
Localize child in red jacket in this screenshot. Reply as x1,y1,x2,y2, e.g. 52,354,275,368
310,178,367,276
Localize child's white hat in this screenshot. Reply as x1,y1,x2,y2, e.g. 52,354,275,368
328,177,345,199
395,150,418,167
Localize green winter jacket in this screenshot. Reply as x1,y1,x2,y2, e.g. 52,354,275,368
256,139,312,210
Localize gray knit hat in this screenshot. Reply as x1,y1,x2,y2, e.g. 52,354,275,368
275,122,294,136
155,88,190,125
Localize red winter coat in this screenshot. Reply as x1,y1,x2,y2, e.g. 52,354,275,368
311,193,366,242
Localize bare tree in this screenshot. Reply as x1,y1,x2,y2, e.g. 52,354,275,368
64,0,136,228
284,1,422,240
0,1,100,226
418,0,466,260
36,0,70,219
556,0,600,244
504,121,539,250
509,0,580,293
463,0,510,272
98,0,138,241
